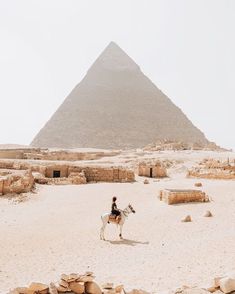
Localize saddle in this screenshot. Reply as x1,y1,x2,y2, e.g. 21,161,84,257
108,214,121,224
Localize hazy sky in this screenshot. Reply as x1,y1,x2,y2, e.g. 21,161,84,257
0,0,234,150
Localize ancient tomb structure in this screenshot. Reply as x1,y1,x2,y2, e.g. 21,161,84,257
138,161,167,178
159,189,209,205
0,159,135,187
32,42,210,149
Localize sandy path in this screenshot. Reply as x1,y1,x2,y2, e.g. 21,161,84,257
0,176,235,293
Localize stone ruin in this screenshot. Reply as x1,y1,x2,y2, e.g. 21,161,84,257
7,270,235,294
188,158,235,180
0,159,135,195
0,169,34,196
159,189,209,205
137,161,167,178
143,140,223,152
0,148,119,161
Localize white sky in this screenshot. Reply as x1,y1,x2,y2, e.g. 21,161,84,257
0,0,234,150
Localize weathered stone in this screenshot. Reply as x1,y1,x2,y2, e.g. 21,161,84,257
204,211,213,217
85,282,102,294
195,183,203,187
102,283,114,290
219,274,235,293
29,282,49,294
69,282,84,294
161,189,209,205
115,285,124,293
78,275,94,283
143,179,149,184
49,282,58,294
181,215,192,222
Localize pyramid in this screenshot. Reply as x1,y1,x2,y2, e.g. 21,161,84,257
31,42,209,149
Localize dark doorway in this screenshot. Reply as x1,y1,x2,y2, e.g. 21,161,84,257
150,168,153,178
53,170,61,178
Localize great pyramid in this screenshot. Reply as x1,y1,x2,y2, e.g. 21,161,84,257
31,42,209,149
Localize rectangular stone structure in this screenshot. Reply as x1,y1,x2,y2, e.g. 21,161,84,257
160,189,208,205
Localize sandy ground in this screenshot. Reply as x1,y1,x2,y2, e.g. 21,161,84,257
0,152,235,293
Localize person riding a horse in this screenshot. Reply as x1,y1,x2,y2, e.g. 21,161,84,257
111,196,121,221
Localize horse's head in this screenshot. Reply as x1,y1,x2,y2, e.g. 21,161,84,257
128,204,136,214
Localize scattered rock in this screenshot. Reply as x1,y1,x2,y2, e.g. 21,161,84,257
204,211,213,217
219,273,235,293
85,281,102,294
143,179,149,184
29,282,49,294
181,215,192,222
102,283,114,290
195,183,203,187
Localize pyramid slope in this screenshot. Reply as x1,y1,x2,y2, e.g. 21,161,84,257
31,42,209,149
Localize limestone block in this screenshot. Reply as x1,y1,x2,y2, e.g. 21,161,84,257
181,215,192,222
29,282,49,294
85,282,102,294
69,282,84,294
219,274,235,293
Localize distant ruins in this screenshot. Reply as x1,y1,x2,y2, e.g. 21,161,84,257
0,148,134,195
188,158,235,180
137,161,167,178
32,42,211,150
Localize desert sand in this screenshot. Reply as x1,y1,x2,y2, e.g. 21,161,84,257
0,151,235,294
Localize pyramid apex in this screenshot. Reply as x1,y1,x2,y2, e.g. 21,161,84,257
91,41,140,72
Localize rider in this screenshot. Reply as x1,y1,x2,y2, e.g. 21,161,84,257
111,196,121,220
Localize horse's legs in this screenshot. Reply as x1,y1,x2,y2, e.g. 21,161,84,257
119,225,123,239
100,217,108,240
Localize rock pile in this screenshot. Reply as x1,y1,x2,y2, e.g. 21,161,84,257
8,272,146,294
7,270,235,294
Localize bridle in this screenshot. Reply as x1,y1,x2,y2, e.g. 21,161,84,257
121,204,135,217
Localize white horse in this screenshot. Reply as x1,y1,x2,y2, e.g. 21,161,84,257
100,204,136,240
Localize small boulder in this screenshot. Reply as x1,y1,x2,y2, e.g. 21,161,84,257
219,274,235,293
143,179,149,184
29,282,49,294
85,281,102,294
115,285,124,293
204,211,213,217
195,183,203,187
102,283,114,290
181,215,192,222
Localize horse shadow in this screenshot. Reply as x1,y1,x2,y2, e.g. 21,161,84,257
107,238,149,247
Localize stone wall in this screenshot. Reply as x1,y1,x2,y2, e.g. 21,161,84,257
0,169,34,195
138,161,167,178
83,167,134,183
0,160,135,185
